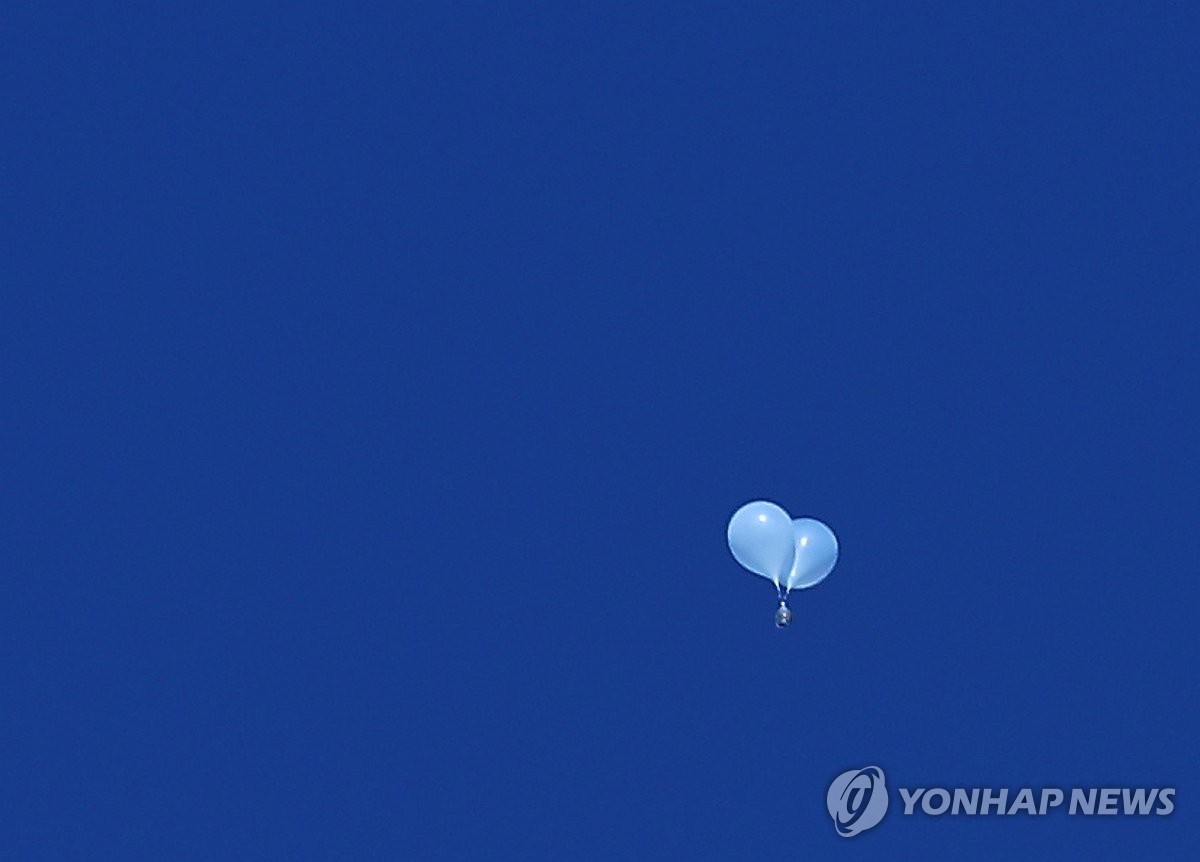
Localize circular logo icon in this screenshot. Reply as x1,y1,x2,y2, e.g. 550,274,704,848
827,766,888,837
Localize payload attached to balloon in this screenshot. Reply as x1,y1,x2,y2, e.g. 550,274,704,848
727,500,838,627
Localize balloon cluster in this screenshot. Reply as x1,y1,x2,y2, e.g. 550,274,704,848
727,501,838,627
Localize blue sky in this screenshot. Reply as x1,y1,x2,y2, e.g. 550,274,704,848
3,2,1197,858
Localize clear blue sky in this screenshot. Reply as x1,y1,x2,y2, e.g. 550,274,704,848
3,2,1196,858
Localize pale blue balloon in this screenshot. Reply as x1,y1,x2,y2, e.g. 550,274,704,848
786,517,838,590
727,501,796,587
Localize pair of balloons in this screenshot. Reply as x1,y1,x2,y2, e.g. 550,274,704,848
727,501,838,592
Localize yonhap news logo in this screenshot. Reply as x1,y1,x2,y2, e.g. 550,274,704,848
827,767,889,836
826,766,1175,837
